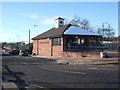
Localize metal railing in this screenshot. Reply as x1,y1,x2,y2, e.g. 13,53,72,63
64,46,107,52
103,43,119,51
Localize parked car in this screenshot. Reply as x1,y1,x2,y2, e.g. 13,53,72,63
19,50,28,56
2,49,6,52
6,49,10,52
9,50,19,55
9,50,14,54
14,50,19,55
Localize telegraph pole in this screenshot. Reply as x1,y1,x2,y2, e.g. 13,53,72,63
29,30,30,54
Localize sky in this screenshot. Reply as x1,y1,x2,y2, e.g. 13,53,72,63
0,2,118,43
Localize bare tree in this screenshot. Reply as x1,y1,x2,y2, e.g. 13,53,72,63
64,18,70,25
98,22,115,38
66,15,93,31
80,19,89,29
64,15,95,32
69,15,81,27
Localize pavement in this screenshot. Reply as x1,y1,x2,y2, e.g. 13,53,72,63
32,51,119,65
2,50,119,65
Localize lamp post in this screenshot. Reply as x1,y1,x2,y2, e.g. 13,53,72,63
33,25,38,35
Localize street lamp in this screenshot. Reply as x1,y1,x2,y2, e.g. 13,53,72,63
33,25,38,34
33,25,39,55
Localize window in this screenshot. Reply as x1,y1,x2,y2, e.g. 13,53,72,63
52,38,61,46
59,21,63,24
89,38,97,46
40,42,49,44
77,38,81,45
81,38,85,45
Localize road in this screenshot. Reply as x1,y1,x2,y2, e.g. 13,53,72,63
2,54,119,89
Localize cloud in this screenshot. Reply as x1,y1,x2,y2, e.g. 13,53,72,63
0,34,15,38
42,16,62,25
42,16,72,25
42,18,55,25
21,13,39,19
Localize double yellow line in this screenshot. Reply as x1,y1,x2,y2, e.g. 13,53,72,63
29,84,50,90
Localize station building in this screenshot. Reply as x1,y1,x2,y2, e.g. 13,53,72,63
32,17,102,57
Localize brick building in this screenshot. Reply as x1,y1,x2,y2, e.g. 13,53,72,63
32,17,102,57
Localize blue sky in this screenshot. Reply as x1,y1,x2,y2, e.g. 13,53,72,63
1,2,118,42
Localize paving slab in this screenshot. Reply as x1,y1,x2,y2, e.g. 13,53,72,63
32,55,118,65
2,82,19,90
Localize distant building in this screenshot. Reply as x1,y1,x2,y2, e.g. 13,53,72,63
32,17,102,57
19,43,33,54
3,46,11,50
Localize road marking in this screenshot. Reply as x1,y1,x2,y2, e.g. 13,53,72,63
88,68,98,70
99,69,118,71
21,62,28,65
29,84,50,90
33,63,41,64
88,68,118,71
39,66,87,74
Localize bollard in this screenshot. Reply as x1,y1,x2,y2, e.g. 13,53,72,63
100,52,107,58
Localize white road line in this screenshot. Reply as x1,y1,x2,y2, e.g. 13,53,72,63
88,68,98,70
33,63,41,64
21,62,28,64
88,68,118,71
99,69,118,71
39,66,87,74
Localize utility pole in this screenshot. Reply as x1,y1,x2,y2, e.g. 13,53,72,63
29,30,30,54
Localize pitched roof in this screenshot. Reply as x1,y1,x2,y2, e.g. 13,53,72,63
55,17,64,20
32,24,102,40
32,24,71,40
64,26,101,36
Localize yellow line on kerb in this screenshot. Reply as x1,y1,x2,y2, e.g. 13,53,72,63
29,84,50,90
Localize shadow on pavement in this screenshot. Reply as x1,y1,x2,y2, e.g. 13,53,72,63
2,65,27,90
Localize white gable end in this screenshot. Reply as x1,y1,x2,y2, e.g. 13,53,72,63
63,26,101,36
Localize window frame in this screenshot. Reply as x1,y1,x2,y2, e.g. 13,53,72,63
52,38,61,46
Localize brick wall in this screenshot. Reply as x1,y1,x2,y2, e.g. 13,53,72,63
33,38,65,57
32,37,100,57
32,40,38,55
52,46,64,57
63,52,100,57
38,39,51,56
52,37,65,57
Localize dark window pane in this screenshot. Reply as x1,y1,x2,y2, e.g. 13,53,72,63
53,38,61,46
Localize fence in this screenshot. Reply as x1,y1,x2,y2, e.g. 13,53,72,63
64,46,107,53
103,42,119,52
64,41,119,52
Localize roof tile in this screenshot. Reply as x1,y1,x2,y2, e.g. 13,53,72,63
32,24,71,40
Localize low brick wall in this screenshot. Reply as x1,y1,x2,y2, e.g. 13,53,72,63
63,52,100,57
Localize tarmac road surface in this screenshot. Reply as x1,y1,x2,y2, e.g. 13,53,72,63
2,54,119,90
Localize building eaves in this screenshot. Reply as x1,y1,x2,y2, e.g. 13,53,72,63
32,24,71,40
